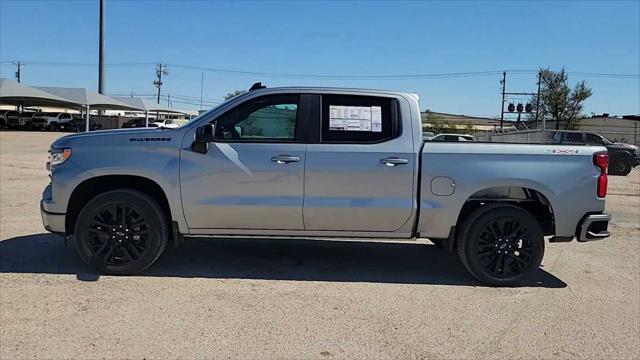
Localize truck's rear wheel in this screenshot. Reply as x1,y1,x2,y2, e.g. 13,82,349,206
457,203,544,286
609,156,632,176
74,189,169,275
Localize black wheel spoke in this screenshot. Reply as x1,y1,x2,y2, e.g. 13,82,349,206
102,245,115,262
506,223,521,238
93,241,109,255
510,253,527,268
474,216,536,279
89,226,110,234
87,201,152,266
127,243,141,260
93,220,113,230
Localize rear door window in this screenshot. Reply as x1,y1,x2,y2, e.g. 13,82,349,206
564,133,585,144
320,95,398,143
585,133,605,146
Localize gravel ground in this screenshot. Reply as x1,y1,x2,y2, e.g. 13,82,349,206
1,131,639,359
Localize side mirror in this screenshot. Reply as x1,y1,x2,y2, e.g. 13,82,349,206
192,124,214,154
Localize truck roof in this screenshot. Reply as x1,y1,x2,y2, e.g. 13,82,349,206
246,85,419,100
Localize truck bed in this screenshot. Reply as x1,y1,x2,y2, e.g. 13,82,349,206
417,142,606,239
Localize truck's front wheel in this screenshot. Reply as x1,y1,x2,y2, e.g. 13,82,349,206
457,203,544,286
74,189,169,275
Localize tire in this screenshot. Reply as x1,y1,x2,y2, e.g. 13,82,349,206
430,238,444,249
456,203,544,286
49,122,59,132
609,156,632,176
74,189,169,275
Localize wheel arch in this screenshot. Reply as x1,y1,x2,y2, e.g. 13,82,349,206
456,185,556,237
65,175,172,235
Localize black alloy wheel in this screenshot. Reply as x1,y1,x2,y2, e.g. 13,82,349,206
74,189,169,274
86,203,151,266
457,203,544,286
474,217,534,277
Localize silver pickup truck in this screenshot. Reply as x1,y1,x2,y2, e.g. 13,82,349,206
41,85,611,286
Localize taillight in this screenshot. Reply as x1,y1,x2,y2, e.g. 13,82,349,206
593,152,608,198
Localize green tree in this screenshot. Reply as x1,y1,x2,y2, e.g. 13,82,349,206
224,90,247,101
532,68,592,130
422,110,475,134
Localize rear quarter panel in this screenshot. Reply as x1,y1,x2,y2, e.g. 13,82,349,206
418,142,607,238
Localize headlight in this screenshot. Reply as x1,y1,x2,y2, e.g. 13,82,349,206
47,148,72,170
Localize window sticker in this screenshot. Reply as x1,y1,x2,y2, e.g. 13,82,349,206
329,105,382,132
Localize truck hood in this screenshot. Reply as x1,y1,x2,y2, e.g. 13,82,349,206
51,127,180,148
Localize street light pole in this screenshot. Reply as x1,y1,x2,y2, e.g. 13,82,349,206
98,0,105,94
14,61,21,83
499,71,506,129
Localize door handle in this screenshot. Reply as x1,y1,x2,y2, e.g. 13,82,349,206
380,157,409,167
271,155,300,164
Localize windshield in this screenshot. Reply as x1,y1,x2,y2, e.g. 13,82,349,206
601,136,613,144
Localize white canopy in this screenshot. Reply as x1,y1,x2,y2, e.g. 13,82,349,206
36,86,140,110
112,97,188,114
35,86,142,131
0,78,78,108
112,97,192,127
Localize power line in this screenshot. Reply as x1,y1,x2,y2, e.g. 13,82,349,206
2,60,639,79
167,64,504,79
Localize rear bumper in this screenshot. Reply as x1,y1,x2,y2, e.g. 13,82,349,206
577,213,611,242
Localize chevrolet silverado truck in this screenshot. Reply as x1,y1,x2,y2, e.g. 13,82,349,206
41,84,611,286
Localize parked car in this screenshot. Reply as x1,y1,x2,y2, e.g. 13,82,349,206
422,131,435,140
0,110,18,128
42,84,611,286
151,119,181,129
121,118,148,128
58,118,103,132
431,133,476,142
30,112,74,131
7,111,36,129
552,131,639,176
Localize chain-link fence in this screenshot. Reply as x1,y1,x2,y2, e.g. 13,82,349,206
476,129,640,196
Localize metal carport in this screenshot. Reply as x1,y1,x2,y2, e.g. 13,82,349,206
0,78,79,109
35,86,142,131
112,97,189,127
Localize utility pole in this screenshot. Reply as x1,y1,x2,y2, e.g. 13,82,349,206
499,71,506,129
154,64,168,104
498,71,538,131
535,70,543,130
98,0,105,94
13,61,21,82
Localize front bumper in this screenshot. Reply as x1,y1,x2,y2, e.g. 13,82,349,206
41,201,66,235
41,184,66,235
577,213,611,242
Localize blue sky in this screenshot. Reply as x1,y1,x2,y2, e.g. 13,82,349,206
1,0,639,116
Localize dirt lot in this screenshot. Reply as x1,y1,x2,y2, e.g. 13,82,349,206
1,131,639,359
